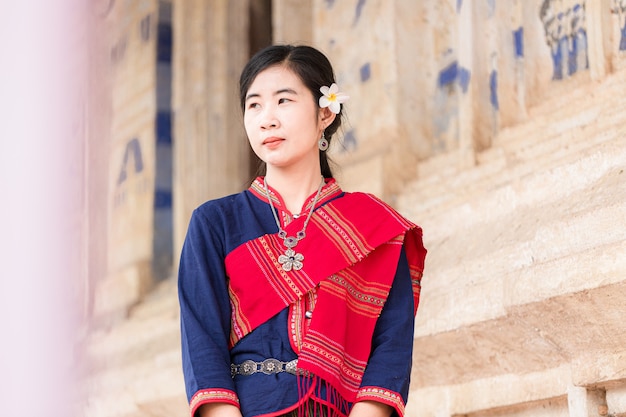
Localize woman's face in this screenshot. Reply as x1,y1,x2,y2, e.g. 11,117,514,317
243,65,332,174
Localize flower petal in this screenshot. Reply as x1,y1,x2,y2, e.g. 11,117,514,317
329,101,341,114
320,86,330,95
335,93,350,103
319,96,330,108
328,83,339,94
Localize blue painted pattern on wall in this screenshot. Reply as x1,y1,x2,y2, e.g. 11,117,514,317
514,27,524,57
140,14,153,42
540,1,589,80
354,0,366,24
613,0,626,50
360,62,371,82
157,21,173,62
342,129,358,152
154,189,172,209
117,138,144,185
156,112,172,144
490,70,499,111
438,61,471,93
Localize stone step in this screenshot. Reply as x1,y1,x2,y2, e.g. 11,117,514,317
83,279,179,361
407,68,626,217
418,198,626,336
404,129,625,245
79,278,186,416
411,280,626,389
79,348,187,417
128,276,179,320
405,138,626,348
83,314,180,373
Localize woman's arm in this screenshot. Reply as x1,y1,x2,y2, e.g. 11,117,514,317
179,208,240,415
198,403,243,417
355,248,416,417
349,400,393,417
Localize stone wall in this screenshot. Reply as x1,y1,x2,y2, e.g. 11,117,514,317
171,0,251,265
92,0,178,324
82,1,626,416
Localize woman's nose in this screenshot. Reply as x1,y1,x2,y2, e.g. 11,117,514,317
260,106,279,129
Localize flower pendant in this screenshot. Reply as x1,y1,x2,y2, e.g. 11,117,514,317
278,248,304,271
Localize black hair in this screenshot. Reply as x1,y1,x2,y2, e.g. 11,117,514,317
239,44,343,178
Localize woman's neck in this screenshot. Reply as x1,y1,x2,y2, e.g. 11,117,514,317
265,168,323,215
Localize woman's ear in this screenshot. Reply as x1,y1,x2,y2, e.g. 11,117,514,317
319,107,337,129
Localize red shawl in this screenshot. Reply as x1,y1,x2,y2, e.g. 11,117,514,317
225,186,426,403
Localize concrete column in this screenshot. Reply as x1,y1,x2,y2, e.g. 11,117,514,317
313,0,411,200
456,0,476,170
96,0,160,323
586,0,611,80
172,0,251,262
568,386,607,417
273,0,313,44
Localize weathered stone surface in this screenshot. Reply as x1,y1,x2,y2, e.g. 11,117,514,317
399,59,626,417
82,1,626,417
171,0,251,263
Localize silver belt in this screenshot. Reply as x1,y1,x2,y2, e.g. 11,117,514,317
231,358,298,377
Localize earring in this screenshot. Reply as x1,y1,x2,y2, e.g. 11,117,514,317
318,132,329,151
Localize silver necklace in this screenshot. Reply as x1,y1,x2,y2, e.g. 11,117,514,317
264,177,325,271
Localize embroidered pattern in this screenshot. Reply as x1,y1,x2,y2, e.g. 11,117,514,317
249,177,342,212
324,270,388,318
289,289,317,352
300,329,368,393
356,387,405,416
313,206,371,265
229,234,318,346
228,285,249,348
225,186,427,404
366,193,415,230
189,389,239,415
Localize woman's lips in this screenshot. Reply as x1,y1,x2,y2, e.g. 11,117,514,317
263,136,284,147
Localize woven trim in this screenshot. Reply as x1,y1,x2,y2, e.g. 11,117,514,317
356,387,405,417
299,329,368,393
249,177,342,214
189,389,239,416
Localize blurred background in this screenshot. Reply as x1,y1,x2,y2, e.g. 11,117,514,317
20,0,625,416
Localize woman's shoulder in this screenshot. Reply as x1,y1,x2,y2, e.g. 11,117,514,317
338,190,393,209
192,190,251,220
336,191,417,226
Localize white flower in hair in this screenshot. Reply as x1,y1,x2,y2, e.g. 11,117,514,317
319,83,349,114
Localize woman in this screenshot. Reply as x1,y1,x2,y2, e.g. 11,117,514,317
178,44,427,417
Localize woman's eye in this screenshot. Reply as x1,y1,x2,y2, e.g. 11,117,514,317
247,102,260,110
278,98,291,104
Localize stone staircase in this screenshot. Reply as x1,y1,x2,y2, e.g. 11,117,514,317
397,66,626,403
78,68,626,417
78,277,188,417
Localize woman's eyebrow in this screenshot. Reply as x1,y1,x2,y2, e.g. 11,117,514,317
275,88,297,95
245,88,298,102
245,92,260,102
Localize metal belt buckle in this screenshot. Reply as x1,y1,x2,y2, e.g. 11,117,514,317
239,359,258,376
231,358,300,377
284,359,298,375
260,358,282,374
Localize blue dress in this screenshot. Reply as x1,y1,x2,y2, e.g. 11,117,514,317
178,179,417,417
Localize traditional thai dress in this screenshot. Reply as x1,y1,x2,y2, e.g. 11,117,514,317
178,177,427,417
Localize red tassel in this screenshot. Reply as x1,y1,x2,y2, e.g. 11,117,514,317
295,374,350,417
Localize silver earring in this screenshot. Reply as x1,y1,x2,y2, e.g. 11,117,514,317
318,132,329,151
